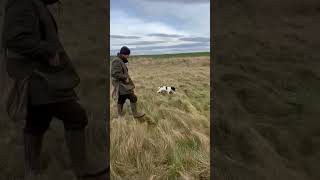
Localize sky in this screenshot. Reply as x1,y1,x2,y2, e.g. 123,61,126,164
110,0,210,55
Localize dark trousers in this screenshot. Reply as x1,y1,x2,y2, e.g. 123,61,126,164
117,93,137,105
25,100,88,136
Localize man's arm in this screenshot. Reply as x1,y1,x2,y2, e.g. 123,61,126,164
111,60,128,81
4,0,57,61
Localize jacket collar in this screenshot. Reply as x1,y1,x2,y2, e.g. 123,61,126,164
117,53,128,63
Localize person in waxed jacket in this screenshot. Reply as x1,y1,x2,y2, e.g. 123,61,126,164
1,0,108,178
111,46,145,119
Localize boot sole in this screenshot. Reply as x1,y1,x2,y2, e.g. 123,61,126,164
134,114,145,118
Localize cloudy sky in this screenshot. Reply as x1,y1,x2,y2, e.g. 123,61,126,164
110,0,210,55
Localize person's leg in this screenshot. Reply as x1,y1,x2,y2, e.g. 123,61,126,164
24,104,53,177
128,93,145,118
52,100,88,131
52,100,108,179
117,95,127,118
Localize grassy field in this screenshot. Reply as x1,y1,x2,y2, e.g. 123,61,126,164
110,54,210,179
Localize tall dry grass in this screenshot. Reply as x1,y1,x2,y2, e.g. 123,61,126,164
110,56,210,180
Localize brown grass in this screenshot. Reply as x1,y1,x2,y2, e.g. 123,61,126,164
110,56,210,180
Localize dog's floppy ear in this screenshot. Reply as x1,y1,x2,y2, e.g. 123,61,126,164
172,87,176,91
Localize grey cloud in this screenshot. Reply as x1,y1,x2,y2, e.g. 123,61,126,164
118,41,166,46
143,0,209,4
180,37,210,43
110,50,118,56
110,35,141,39
110,43,210,55
147,33,183,38
131,42,209,51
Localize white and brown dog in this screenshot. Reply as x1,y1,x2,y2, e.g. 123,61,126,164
157,86,176,94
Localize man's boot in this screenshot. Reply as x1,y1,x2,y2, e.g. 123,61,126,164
64,128,109,179
130,102,145,118
117,103,125,118
24,132,43,179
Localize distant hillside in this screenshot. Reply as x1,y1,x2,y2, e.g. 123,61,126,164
110,52,210,60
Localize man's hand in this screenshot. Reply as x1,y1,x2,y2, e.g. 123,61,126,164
49,53,60,67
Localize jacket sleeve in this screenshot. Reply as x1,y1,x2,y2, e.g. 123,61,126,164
111,60,128,81
4,0,57,61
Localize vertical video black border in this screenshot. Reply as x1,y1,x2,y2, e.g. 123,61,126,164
106,0,110,178
210,0,215,179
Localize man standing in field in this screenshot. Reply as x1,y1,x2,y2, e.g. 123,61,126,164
1,0,108,178
111,46,145,119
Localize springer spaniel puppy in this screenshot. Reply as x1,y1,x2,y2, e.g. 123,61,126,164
157,86,176,94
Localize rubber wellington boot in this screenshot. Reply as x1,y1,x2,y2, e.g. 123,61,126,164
117,104,125,118
64,128,109,179
130,102,145,118
24,133,44,179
